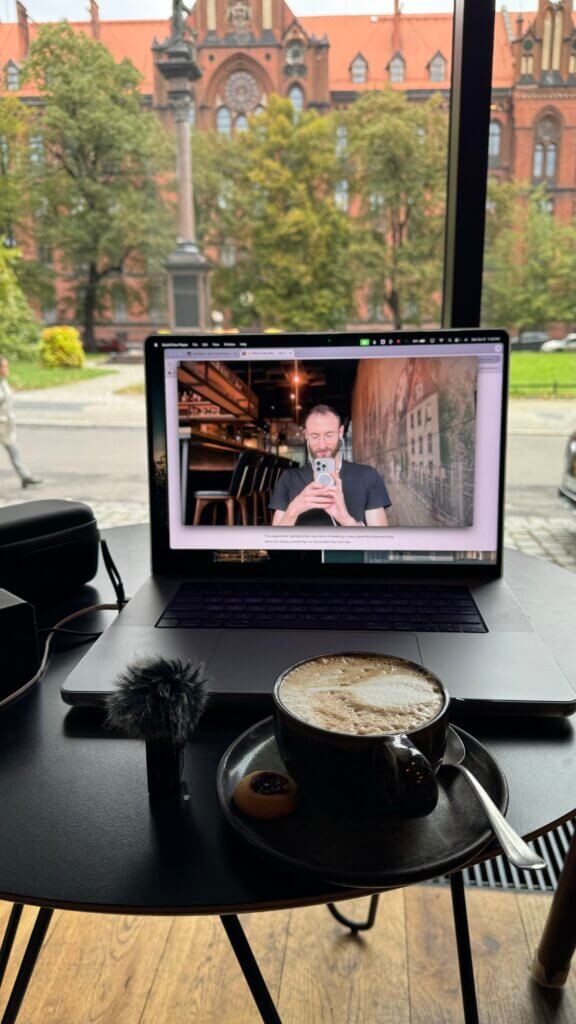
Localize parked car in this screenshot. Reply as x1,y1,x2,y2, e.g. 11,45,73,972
541,333,576,353
559,428,576,506
510,331,549,351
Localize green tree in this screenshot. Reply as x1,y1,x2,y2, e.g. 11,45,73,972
343,89,448,329
23,24,175,350
0,243,41,360
0,94,54,309
193,97,354,330
482,180,576,332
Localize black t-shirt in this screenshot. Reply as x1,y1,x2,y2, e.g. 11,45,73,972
269,461,391,526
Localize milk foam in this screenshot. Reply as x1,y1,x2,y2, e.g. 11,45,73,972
279,654,444,735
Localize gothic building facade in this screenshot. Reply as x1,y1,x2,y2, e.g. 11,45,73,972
2,0,576,340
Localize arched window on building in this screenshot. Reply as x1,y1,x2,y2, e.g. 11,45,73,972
545,142,557,179
389,55,405,83
350,55,368,84
570,42,576,77
488,121,501,161
334,180,349,213
288,85,304,112
335,124,347,158
5,63,19,91
533,114,560,183
216,106,232,135
429,54,446,83
235,114,248,133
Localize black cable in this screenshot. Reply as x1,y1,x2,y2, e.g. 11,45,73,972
100,539,127,607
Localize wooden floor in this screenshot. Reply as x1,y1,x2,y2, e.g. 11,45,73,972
1,888,575,1023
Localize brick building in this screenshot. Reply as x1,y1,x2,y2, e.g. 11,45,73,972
2,0,576,341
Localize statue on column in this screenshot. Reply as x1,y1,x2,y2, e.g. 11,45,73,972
171,0,191,44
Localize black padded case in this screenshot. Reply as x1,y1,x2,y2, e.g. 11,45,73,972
0,500,99,603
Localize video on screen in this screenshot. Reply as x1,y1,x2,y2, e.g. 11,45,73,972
177,355,478,529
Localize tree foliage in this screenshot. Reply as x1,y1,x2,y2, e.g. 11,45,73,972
193,97,354,330
343,90,448,328
0,243,41,360
482,179,576,332
23,24,175,349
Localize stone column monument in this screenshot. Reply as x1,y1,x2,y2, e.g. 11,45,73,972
156,1,211,331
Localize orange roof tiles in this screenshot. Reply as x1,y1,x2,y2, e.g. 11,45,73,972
0,10,548,100
299,12,516,93
0,18,170,97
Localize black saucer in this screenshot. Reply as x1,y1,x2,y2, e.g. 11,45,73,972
217,719,508,889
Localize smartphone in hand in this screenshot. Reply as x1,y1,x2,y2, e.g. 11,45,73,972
311,457,337,487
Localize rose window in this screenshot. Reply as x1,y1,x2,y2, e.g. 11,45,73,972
224,71,260,112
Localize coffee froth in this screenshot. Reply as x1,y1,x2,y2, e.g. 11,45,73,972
278,654,444,736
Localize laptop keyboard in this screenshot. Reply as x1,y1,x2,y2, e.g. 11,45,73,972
156,583,487,633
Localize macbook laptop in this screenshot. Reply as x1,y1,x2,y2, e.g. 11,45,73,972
61,329,576,716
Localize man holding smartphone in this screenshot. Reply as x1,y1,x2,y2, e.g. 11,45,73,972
270,404,391,527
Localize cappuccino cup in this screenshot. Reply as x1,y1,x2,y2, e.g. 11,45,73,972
273,652,450,817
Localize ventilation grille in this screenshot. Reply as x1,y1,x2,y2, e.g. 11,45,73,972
428,818,575,894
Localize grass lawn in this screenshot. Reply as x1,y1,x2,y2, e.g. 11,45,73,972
9,362,116,391
509,352,576,397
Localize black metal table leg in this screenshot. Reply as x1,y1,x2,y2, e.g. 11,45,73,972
450,872,479,1024
327,894,380,934
220,914,283,1024
1,907,53,1024
0,906,23,991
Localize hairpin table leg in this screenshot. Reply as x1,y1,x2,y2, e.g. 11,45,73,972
327,894,380,933
220,914,283,1024
450,871,479,1024
0,906,23,990
1,907,53,1024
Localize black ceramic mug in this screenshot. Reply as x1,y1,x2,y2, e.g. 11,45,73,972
273,652,450,817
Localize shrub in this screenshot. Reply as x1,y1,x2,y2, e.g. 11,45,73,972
0,244,41,361
39,326,85,368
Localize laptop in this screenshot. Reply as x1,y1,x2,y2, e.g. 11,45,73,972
61,329,576,716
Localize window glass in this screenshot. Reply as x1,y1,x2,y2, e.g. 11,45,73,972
389,57,405,83
216,107,232,135
488,121,501,158
481,6,576,566
3,1,454,530
430,56,445,83
351,57,367,84
288,85,304,112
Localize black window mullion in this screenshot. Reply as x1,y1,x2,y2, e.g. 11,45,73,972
442,0,497,329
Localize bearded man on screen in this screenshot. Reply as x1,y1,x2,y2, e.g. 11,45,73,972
269,404,391,528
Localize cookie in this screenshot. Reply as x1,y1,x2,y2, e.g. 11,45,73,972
232,770,298,820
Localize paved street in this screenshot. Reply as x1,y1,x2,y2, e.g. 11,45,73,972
0,367,575,571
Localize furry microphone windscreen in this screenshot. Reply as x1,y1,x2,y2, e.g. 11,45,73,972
104,655,210,746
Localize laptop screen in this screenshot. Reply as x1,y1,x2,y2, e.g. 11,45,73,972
147,330,507,573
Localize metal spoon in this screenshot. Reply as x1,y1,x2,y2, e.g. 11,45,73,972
442,727,546,871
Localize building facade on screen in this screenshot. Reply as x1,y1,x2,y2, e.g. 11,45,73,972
3,0,576,342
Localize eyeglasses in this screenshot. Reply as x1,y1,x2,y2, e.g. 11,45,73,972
307,432,338,443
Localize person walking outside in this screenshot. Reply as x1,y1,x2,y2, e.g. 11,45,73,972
0,354,42,488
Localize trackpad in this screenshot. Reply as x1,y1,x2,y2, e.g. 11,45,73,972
208,630,421,699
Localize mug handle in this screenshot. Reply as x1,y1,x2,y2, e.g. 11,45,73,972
373,733,439,816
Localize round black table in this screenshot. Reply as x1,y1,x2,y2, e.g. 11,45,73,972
0,526,575,1024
